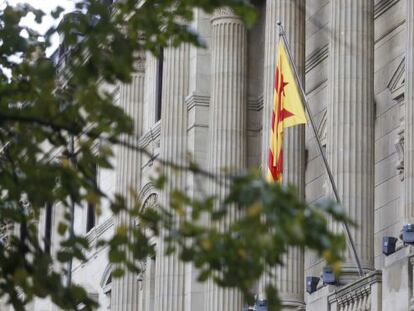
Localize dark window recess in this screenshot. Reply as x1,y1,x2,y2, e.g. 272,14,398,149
86,163,97,232
19,201,29,243
44,202,53,254
20,222,27,243
86,203,96,232
155,47,164,122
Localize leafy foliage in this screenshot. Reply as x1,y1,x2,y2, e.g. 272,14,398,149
0,1,347,310
153,171,347,308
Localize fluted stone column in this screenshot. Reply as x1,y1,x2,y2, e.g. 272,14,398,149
111,57,146,311
154,43,190,311
405,0,414,224
260,1,305,309
327,0,374,276
206,8,247,311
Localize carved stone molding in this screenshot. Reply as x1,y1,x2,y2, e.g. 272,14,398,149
86,216,114,246
317,109,327,146
134,53,146,73
0,221,13,247
388,57,406,180
395,123,405,181
213,7,235,17
374,0,401,19
305,44,329,74
142,193,158,210
185,93,209,111
211,7,242,23
328,271,382,311
387,57,405,98
138,121,161,149
138,182,158,202
247,96,263,112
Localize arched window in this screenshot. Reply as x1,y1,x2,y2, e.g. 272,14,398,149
139,190,158,310
100,264,112,310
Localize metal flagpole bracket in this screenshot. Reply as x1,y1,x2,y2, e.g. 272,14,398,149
276,22,364,278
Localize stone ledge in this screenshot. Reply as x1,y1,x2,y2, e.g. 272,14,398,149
305,44,328,74
248,96,263,111
85,216,114,249
138,121,161,149
385,244,414,266
375,0,401,20
185,93,210,111
328,270,382,304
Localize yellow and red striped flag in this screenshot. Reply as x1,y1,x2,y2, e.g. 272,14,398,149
267,40,307,182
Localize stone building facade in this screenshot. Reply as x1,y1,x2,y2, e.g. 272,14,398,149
23,0,414,310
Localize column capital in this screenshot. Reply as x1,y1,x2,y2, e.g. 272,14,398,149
211,7,242,24
135,54,145,73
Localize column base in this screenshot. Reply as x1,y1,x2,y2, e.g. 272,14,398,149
337,265,375,285
280,300,306,311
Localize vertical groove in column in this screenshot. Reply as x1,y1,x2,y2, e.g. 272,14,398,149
206,8,247,311
260,1,305,308
405,0,414,224
327,0,374,274
143,52,158,131
154,43,190,311
112,56,146,311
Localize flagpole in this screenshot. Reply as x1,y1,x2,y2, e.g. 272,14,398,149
276,21,364,278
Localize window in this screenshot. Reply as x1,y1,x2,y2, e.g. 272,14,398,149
86,163,97,232
104,274,112,310
44,202,53,254
101,265,112,310
155,47,164,122
86,202,96,232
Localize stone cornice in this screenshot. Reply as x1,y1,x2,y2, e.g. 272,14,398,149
374,0,401,20
387,57,405,98
85,216,114,245
138,121,161,149
248,96,263,111
134,52,146,73
305,44,328,73
211,7,243,23
306,79,328,97
185,93,210,111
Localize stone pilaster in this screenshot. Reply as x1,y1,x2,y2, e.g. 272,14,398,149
405,0,414,224
206,8,247,311
143,52,159,132
111,56,146,311
327,0,374,275
260,1,306,309
154,43,190,311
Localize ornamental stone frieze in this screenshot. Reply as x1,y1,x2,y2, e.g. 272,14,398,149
211,7,239,21
134,53,146,73
395,121,405,181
